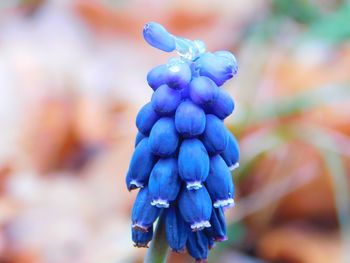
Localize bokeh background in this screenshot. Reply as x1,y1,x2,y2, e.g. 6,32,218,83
0,0,349,262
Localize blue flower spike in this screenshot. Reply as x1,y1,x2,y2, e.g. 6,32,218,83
126,22,239,261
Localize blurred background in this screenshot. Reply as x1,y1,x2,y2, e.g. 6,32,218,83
0,0,349,262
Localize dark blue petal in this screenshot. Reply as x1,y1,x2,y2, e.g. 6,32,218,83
221,130,240,170
135,131,146,147
175,100,206,137
131,187,161,231
178,187,212,231
165,59,192,90
132,227,153,247
143,22,175,52
189,76,219,105
126,137,156,190
201,114,229,155
149,117,179,157
196,52,234,86
149,158,181,208
205,155,234,208
147,64,168,91
136,102,160,135
206,89,234,120
164,206,188,252
205,207,227,242
151,84,182,115
214,51,238,75
187,230,209,262
178,139,209,189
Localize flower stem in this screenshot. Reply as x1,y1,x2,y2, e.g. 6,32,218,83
144,215,169,263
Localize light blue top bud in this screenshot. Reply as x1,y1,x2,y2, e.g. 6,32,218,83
143,22,206,61
143,22,176,52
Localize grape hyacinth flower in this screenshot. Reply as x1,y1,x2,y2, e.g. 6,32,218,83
127,22,240,262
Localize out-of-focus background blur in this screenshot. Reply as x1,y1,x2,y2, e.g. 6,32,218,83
0,0,349,262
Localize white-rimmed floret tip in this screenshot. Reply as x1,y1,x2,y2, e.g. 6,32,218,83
190,220,211,231
213,198,235,209
229,162,240,171
151,199,170,208
186,181,203,190
129,180,144,190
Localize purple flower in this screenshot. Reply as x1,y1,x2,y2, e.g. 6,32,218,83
127,22,240,262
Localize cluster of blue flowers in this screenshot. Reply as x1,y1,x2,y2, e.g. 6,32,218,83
126,22,240,262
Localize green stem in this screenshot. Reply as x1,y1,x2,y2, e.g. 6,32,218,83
144,216,169,263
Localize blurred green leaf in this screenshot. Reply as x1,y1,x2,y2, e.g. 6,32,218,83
306,3,350,42
272,0,320,24
208,222,246,262
245,84,350,125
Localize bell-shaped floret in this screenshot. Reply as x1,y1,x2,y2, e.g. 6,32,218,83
165,58,192,90
205,155,234,208
136,102,160,135
187,230,210,262
147,64,168,90
132,227,153,248
221,130,240,171
196,52,236,86
189,76,219,106
175,100,206,137
205,207,227,242
178,187,212,231
131,187,161,232
178,139,209,190
126,137,156,190
149,158,181,208
143,22,175,52
134,131,146,147
201,114,228,155
206,89,234,120
164,206,188,252
214,50,238,75
151,84,182,115
149,117,179,157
